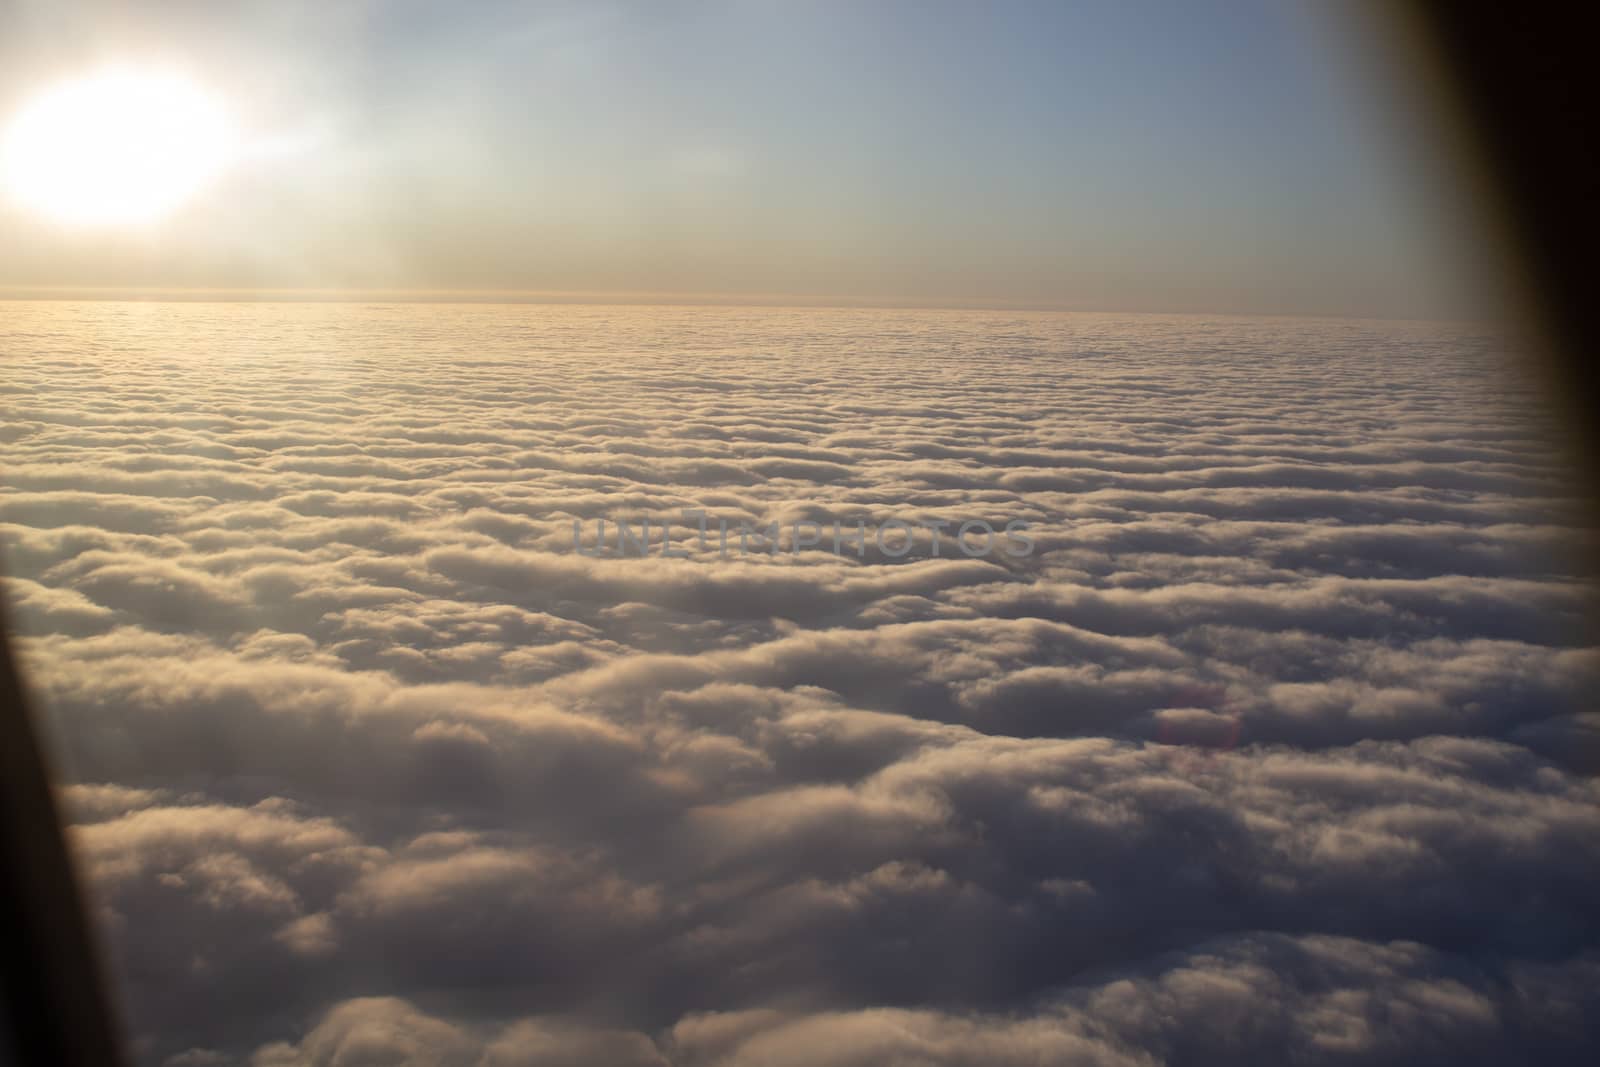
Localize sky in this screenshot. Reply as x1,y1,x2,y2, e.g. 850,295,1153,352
0,0,1482,316
3,5,1599,1064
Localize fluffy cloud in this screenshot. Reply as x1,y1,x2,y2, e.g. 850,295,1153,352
3,303,1596,1064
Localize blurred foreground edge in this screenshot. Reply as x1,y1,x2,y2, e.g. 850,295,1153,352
0,595,129,1066
1,3,1598,1065
1379,1,1600,539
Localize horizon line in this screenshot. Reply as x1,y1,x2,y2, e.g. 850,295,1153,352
0,285,1482,324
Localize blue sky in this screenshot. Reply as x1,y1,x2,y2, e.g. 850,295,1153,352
0,0,1482,315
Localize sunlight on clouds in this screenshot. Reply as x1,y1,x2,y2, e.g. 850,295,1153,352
4,303,1597,1064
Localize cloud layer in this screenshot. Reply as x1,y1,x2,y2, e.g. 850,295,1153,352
3,302,1597,1065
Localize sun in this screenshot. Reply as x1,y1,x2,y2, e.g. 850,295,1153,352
1,67,234,227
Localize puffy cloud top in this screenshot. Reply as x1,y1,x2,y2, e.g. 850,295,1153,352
4,303,1596,1065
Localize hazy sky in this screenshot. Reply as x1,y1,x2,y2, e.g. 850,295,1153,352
0,0,1482,316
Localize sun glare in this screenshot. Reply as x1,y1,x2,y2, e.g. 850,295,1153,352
1,68,233,227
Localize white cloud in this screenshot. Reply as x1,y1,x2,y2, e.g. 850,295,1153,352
2,302,1595,1064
